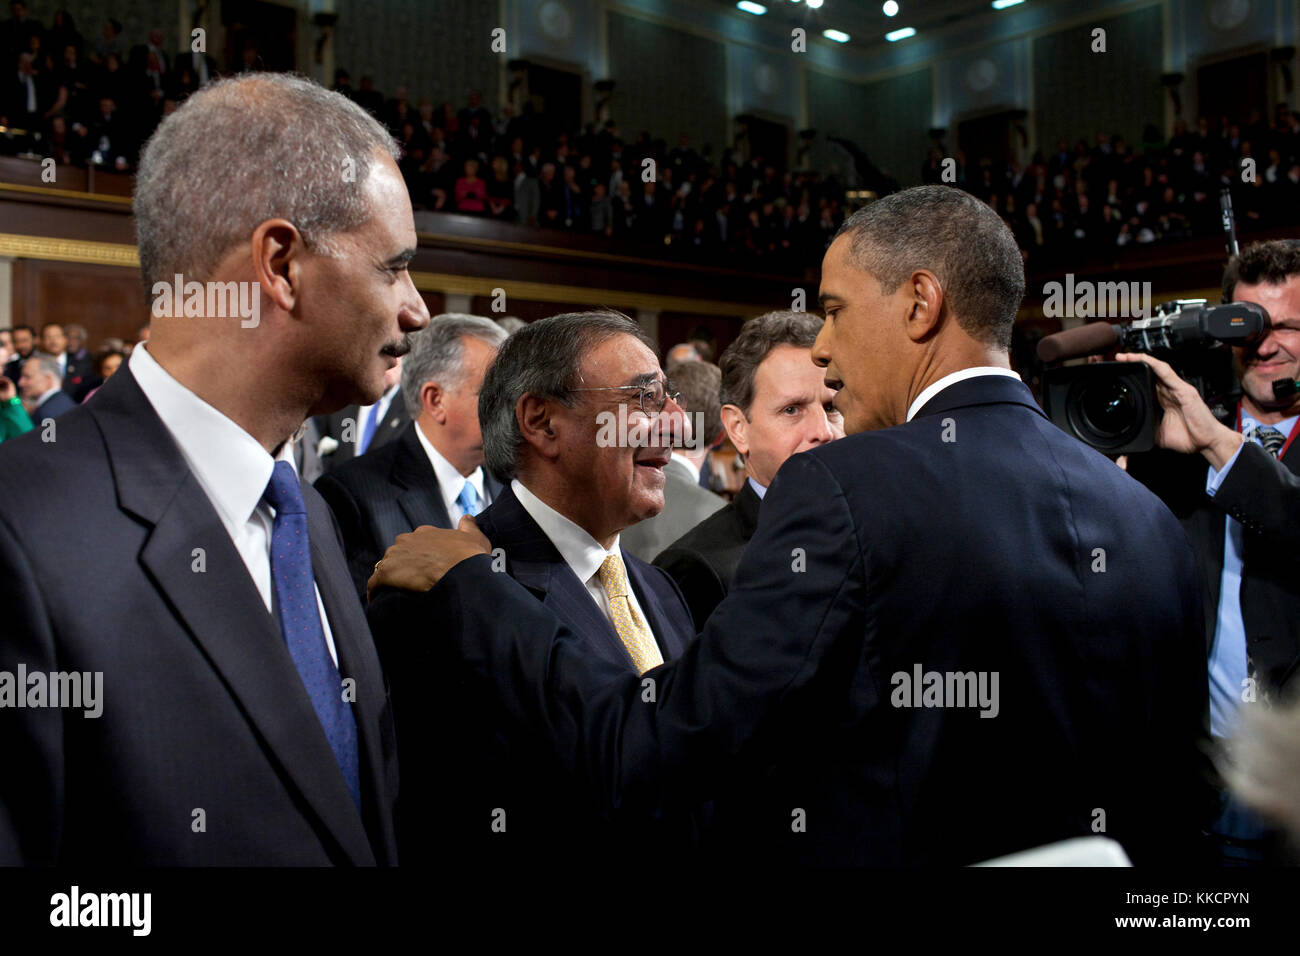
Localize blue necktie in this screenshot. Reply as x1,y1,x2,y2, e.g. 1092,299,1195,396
456,482,482,519
358,401,382,455
262,461,361,811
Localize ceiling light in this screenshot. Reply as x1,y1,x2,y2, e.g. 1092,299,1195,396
807,0,824,8
737,1,767,13
885,26,916,41
883,1,899,15
823,29,850,43
991,0,1025,8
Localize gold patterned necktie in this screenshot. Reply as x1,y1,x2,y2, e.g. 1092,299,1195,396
596,553,664,674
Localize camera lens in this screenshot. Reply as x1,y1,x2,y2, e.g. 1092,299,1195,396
1081,380,1136,437
1067,377,1143,450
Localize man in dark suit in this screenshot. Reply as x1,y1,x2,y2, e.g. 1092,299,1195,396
316,313,507,598
1,323,34,382
367,310,697,863
17,354,75,422
0,73,429,865
654,310,843,627
314,361,408,474
619,360,725,562
62,323,96,399
370,186,1212,867
1123,238,1300,864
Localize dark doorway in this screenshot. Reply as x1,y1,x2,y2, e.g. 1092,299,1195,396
222,0,297,74
527,63,582,139
738,114,789,171
957,109,1024,167
1197,52,1269,126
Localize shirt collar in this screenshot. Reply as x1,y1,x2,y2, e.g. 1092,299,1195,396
511,477,618,585
1242,409,1299,438
128,343,286,531
747,475,768,499
413,420,485,508
906,367,1023,422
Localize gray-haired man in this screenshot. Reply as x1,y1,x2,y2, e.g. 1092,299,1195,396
0,73,429,865
316,313,507,599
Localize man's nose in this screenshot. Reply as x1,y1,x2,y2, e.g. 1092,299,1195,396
399,272,431,332
808,407,836,444
812,317,832,368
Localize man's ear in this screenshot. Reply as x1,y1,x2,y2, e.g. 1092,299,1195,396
720,403,749,457
421,380,446,424
516,392,561,463
249,219,304,314
904,269,945,343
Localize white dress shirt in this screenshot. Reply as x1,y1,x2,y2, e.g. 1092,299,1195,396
511,478,651,631
128,345,339,665
906,366,1023,422
412,421,491,521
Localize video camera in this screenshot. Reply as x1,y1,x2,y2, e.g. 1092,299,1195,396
1037,187,1285,455
1037,299,1270,454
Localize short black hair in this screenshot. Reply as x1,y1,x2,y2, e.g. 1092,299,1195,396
1223,239,1300,302
833,185,1025,350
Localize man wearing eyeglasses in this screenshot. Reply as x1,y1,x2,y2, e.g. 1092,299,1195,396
366,309,700,863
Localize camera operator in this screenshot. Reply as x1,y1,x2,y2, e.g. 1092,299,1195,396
1121,239,1300,865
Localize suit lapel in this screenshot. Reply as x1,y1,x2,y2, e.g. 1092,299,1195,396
480,487,634,669
623,552,687,659
391,425,451,529
95,368,376,864
306,488,393,863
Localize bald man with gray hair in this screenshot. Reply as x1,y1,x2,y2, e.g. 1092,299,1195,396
317,313,507,599
0,72,430,865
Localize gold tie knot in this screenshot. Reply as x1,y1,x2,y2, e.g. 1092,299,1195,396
597,553,630,599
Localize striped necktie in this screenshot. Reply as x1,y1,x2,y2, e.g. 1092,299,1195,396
596,553,664,674
1252,425,1285,459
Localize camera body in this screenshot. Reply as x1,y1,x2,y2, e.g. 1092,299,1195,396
1040,300,1269,454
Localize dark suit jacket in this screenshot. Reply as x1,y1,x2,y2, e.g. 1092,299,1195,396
315,391,409,473
1128,428,1300,697
0,366,398,865
62,350,96,401
314,421,503,599
654,479,761,630
406,376,1212,866
366,482,696,864
31,388,76,422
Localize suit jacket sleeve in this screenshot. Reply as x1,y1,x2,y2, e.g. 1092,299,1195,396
408,453,866,821
0,513,63,864
313,472,377,600
1210,441,1300,545
653,546,727,633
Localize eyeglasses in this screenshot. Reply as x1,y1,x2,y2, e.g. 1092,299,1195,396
570,377,681,416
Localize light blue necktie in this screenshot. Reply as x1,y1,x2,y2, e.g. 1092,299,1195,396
456,482,482,520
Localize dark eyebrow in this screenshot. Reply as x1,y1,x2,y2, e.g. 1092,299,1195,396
626,371,662,388
384,248,417,268
819,291,842,306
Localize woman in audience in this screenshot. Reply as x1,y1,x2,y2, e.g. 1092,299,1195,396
454,157,486,214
